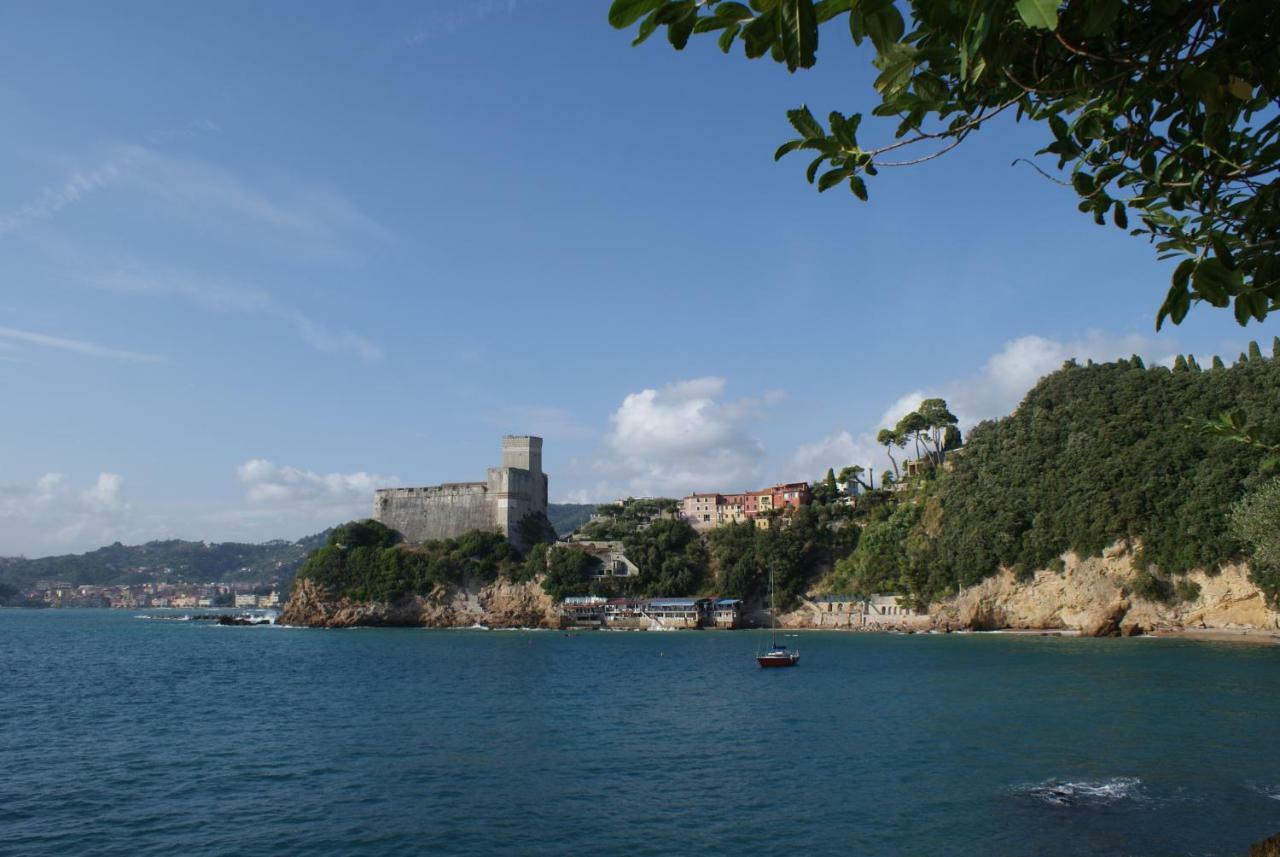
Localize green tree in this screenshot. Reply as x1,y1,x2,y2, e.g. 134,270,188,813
838,464,872,492
541,546,599,601
825,467,839,496
610,0,1280,328
624,517,709,596
1232,479,1280,605
876,427,903,480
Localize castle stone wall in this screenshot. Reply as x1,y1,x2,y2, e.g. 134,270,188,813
374,483,497,543
372,436,548,548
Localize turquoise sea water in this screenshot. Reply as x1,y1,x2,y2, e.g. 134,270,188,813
2,610,1279,856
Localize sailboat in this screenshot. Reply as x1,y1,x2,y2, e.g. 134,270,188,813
756,563,799,668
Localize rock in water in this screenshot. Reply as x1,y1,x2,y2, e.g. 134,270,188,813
1250,832,1280,857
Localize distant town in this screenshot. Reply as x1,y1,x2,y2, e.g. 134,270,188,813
23,580,281,610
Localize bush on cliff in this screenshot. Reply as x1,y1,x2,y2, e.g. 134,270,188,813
539,546,600,601
295,521,523,602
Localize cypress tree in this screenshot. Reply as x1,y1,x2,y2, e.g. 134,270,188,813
1212,355,1226,370
1187,355,1202,373
1173,354,1188,372
1273,336,1279,359
1249,340,1263,361
1240,352,1250,365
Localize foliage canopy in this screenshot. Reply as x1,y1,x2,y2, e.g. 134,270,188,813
610,0,1280,327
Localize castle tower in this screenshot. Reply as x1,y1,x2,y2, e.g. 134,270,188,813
488,435,548,547
501,435,542,475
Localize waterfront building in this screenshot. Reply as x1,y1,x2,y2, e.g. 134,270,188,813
806,594,924,628
711,598,743,628
643,598,708,629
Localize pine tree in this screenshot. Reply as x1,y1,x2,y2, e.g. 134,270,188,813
1212,355,1226,370
1240,352,1250,365
1173,354,1189,372
1273,336,1279,359
1249,340,1263,361
1187,355,1202,373
825,468,838,497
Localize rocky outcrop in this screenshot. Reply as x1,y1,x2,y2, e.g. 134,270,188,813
930,546,1279,636
280,576,561,629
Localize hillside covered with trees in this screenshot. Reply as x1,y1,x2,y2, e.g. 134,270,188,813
826,342,1280,606
0,533,330,591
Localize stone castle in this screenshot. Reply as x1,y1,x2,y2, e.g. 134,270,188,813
373,436,548,547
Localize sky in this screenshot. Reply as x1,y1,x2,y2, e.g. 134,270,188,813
0,1,1274,557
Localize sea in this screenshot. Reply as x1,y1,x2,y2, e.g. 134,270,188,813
2,609,1279,856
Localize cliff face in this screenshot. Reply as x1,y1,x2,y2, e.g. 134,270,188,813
780,543,1279,636
280,577,561,629
930,545,1278,635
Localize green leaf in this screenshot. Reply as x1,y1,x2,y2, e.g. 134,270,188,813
741,7,778,57
1112,201,1127,229
1156,275,1191,330
779,0,819,71
817,167,853,191
786,105,825,138
1210,234,1236,270
1014,0,1059,30
806,155,826,183
848,175,868,200
1081,0,1121,36
864,4,904,53
717,22,742,51
872,43,917,95
1193,258,1245,307
609,0,666,28
774,139,804,160
633,11,661,45
716,1,755,20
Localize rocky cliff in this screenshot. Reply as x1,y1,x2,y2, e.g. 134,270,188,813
931,544,1278,636
280,576,561,629
782,542,1279,637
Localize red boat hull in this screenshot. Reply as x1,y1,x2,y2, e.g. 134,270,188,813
756,654,800,668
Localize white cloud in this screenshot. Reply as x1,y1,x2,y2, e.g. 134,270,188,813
236,459,397,506
0,472,135,555
591,377,773,497
82,472,124,508
0,326,162,363
787,331,1172,482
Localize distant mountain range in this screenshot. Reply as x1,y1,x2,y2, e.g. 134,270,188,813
0,503,598,591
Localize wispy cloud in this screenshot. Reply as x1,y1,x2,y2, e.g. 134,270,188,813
1,137,386,263
0,326,162,363
0,147,145,237
0,121,220,238
85,263,383,362
406,0,524,43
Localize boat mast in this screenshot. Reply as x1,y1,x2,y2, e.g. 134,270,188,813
769,562,776,649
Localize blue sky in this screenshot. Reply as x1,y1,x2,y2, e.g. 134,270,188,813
0,1,1273,556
